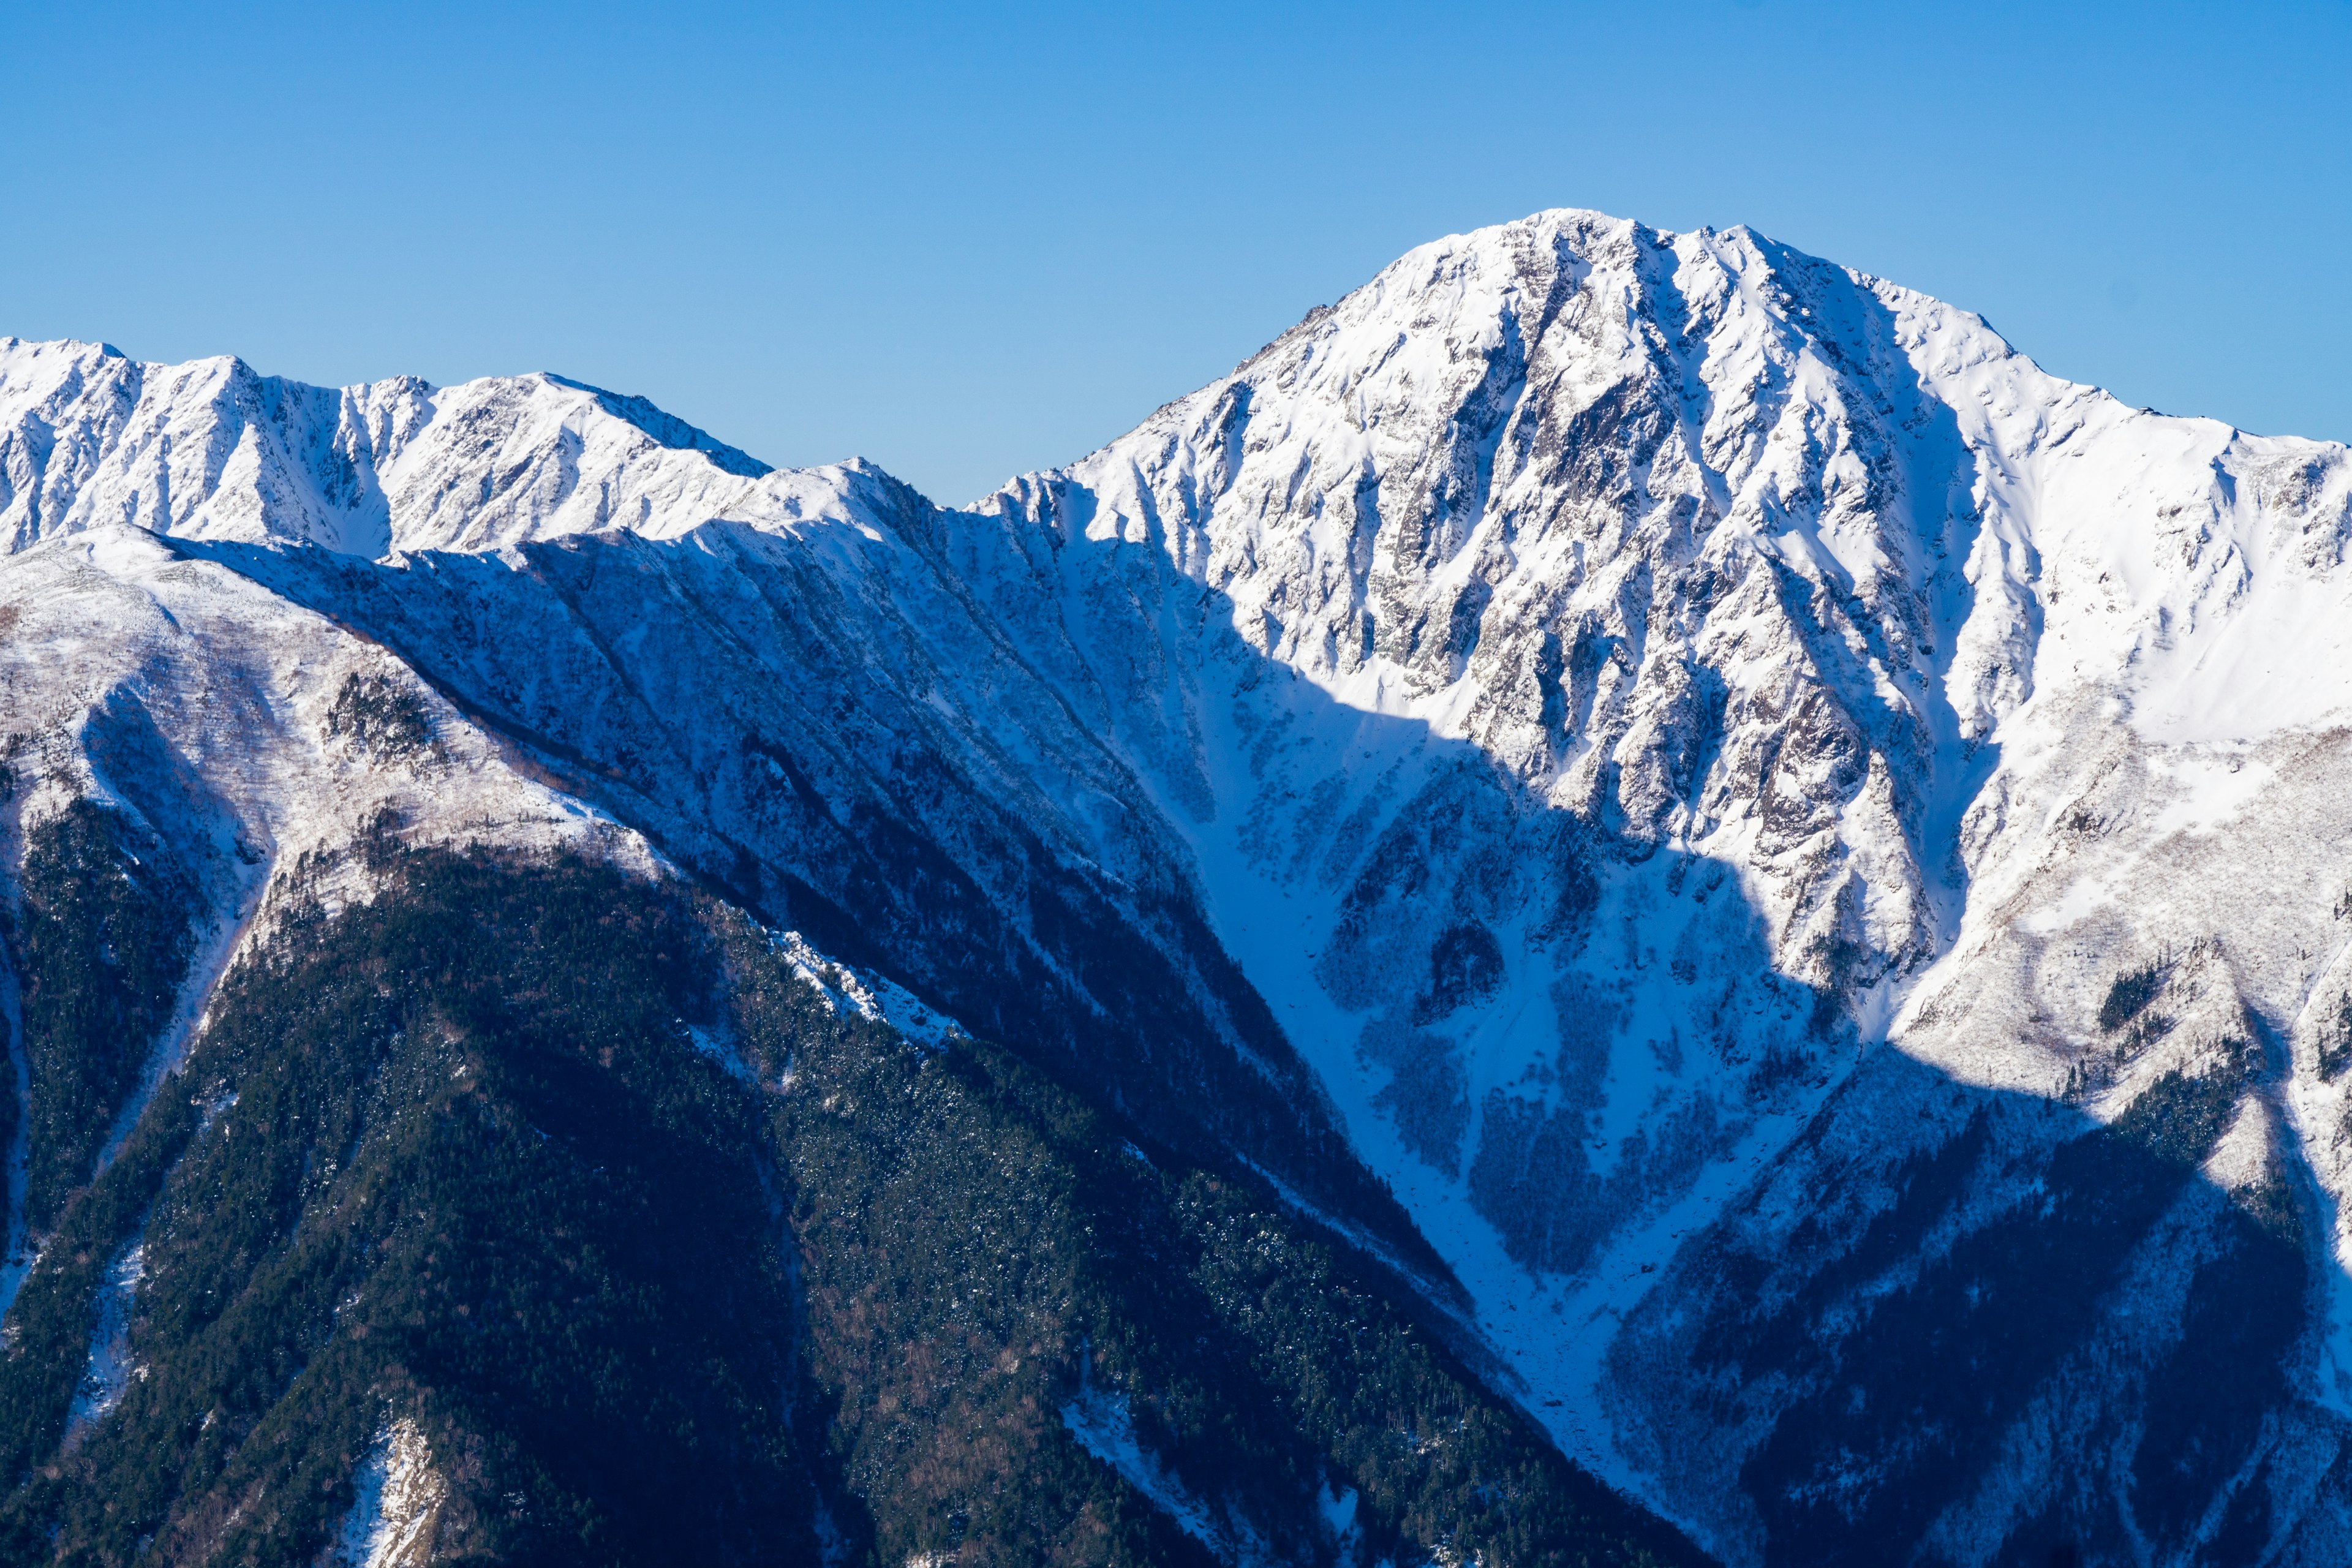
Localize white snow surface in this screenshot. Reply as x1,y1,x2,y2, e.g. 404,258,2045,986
8,208,2352,1560
0,524,659,911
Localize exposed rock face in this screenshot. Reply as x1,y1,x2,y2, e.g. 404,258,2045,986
4,206,2352,1562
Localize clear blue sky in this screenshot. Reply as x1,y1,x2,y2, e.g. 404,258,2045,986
4,2,2346,504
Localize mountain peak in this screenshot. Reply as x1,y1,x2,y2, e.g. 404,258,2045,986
538,373,773,479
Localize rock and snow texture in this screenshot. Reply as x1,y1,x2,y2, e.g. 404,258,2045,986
0,526,657,915
323,1417,447,1568
7,206,2352,1562
0,339,772,557
766,928,970,1049
945,211,2352,1562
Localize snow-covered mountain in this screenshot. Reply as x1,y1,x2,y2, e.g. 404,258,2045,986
949,213,2352,1562
4,207,2352,1565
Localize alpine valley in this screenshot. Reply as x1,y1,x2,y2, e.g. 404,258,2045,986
0,208,2348,1568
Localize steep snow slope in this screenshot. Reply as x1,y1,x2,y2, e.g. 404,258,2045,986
195,502,1431,1272
6,205,2352,1563
0,527,653,878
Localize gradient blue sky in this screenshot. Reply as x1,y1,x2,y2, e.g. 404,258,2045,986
3,2,2346,503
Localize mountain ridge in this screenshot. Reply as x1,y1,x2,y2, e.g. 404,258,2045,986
2,207,2351,1563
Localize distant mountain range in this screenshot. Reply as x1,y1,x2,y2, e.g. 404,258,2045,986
0,206,2347,1566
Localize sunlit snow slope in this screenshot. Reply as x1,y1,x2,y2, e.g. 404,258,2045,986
7,208,2352,1564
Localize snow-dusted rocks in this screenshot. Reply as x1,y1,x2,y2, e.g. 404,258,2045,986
0,526,654,908
322,1417,447,1568
6,206,2352,1562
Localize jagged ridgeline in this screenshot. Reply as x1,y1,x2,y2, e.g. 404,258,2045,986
11,198,2352,1567
0,839,1700,1568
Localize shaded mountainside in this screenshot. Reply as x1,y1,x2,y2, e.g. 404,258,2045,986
167,519,1439,1292
1,205,2352,1565
0,842,1700,1568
